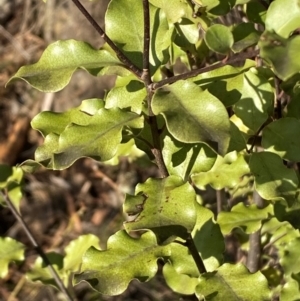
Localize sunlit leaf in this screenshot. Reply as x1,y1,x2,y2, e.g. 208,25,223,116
281,237,300,276
280,277,300,301
7,40,123,92
74,230,170,295
124,176,197,244
152,80,231,155
0,237,25,278
195,263,271,301
217,203,273,235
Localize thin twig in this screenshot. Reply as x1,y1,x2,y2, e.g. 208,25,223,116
1,191,74,301
71,0,142,78
152,49,259,90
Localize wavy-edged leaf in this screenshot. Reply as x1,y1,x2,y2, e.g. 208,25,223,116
74,230,170,295
105,0,172,73
192,152,250,190
217,203,273,235
195,263,271,301
259,31,300,81
192,204,224,271
7,40,122,92
0,237,25,278
152,80,231,155
33,108,143,169
265,0,300,38
281,237,300,276
249,152,298,205
233,68,274,134
162,132,217,181
124,176,197,244
262,117,300,162
205,24,233,55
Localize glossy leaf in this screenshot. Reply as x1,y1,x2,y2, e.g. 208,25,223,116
233,68,274,134
7,40,122,92
0,237,25,278
74,230,170,295
232,23,260,53
259,31,300,81
192,152,250,190
192,204,224,271
196,263,271,300
204,24,233,55
262,118,300,162
106,0,172,72
124,176,197,243
152,80,231,156
265,0,300,38
249,152,298,205
33,108,143,169
217,203,273,235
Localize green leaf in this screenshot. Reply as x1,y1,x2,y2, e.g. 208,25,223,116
281,237,300,276
217,203,273,235
33,108,143,170
7,40,122,92
233,68,274,134
265,0,300,38
227,121,247,153
259,31,300,81
280,277,300,301
249,152,298,205
231,23,260,53
73,230,170,295
195,263,271,301
192,204,224,271
64,234,100,273
262,118,300,162
27,252,65,287
246,1,267,25
124,176,197,244
163,262,199,295
193,59,256,107
152,80,231,156
105,79,147,114
286,94,300,119
105,0,172,73
0,237,25,278
162,133,217,181
193,0,234,16
204,24,233,55
192,152,250,190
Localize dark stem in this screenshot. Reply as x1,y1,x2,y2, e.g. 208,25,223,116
185,234,207,274
1,191,74,301
152,49,259,90
247,190,264,273
71,0,142,78
216,189,226,215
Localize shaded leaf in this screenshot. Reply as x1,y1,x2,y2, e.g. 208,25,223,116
124,176,197,244
249,152,298,205
246,1,267,25
262,117,300,162
7,40,122,92
0,237,25,278
217,203,273,235
195,263,271,301
152,80,231,155
281,237,300,276
204,24,233,55
74,230,170,295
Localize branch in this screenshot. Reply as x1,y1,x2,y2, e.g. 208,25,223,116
71,0,142,78
1,191,74,301
152,49,259,90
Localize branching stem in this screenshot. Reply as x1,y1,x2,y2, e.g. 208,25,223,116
1,191,74,301
71,0,142,77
